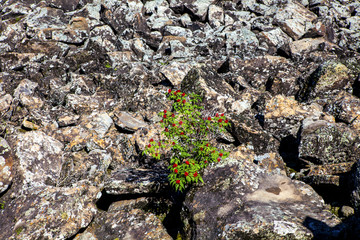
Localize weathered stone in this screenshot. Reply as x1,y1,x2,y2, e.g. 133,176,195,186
274,0,317,40
224,27,259,58
208,4,224,28
160,61,192,86
75,198,172,240
13,131,64,186
260,27,292,49
184,146,343,239
0,53,45,72
0,183,99,240
0,138,13,194
80,111,113,139
169,0,216,20
264,95,334,138
19,94,44,110
299,120,360,165
324,91,360,132
297,60,352,102
0,94,13,113
57,114,80,127
58,149,112,187
104,167,168,195
110,110,147,132
229,55,300,95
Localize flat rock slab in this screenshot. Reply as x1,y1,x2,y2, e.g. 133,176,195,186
184,146,343,239
0,183,99,240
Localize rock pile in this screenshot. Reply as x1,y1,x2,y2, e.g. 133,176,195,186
1,0,360,239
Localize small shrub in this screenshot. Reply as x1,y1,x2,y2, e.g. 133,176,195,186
143,90,230,192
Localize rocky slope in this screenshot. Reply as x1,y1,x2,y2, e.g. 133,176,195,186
1,0,360,239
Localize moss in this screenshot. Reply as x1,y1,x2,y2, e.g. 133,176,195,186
15,226,23,235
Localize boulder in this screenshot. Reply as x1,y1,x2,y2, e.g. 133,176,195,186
75,198,172,240
0,183,99,240
298,120,360,165
0,138,13,194
184,146,344,239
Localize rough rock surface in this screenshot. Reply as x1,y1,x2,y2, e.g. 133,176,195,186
1,0,360,239
184,147,345,239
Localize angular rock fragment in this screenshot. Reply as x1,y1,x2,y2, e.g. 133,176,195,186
0,184,99,240
299,120,360,165
75,198,172,240
324,91,360,132
0,138,13,194
110,111,147,132
274,0,318,40
184,146,343,239
104,167,168,195
14,131,64,186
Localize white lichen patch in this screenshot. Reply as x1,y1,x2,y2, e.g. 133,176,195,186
245,175,302,203
273,220,298,235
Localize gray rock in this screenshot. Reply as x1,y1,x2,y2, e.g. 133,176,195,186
324,91,360,132
299,121,360,165
0,94,13,113
297,60,352,102
13,131,64,186
225,28,259,58
260,27,292,49
264,95,334,139
110,110,147,132
274,0,317,40
184,149,344,239
104,167,168,194
0,183,99,240
0,138,13,194
208,4,224,28
76,198,172,240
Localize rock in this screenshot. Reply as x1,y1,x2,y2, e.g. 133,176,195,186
289,38,339,59
260,27,292,50
169,0,216,20
184,146,344,239
324,91,360,132
58,149,112,187
75,198,172,240
208,5,224,28
0,183,99,240
224,27,259,58
299,120,360,165
110,110,147,133
0,94,13,113
0,138,13,194
264,94,334,139
297,60,352,102
274,0,318,40
13,79,38,99
351,160,360,211
80,111,113,138
13,131,64,186
160,61,192,86
104,167,169,195
229,55,300,95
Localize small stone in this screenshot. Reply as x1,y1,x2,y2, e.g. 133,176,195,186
110,111,147,132
339,206,354,218
22,119,40,130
